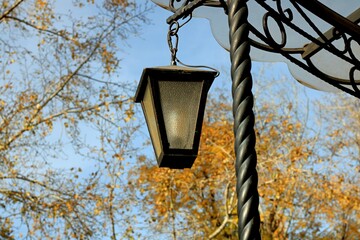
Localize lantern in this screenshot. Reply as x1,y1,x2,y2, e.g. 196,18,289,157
134,65,216,169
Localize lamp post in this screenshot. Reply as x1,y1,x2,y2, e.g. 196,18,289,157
136,0,360,239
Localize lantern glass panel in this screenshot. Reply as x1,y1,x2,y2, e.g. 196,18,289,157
142,80,162,158
158,80,203,150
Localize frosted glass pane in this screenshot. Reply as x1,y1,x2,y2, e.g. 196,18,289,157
158,80,203,149
142,81,162,158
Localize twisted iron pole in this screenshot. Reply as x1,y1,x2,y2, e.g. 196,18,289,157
228,0,261,239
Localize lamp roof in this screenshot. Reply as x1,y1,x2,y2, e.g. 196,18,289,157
134,65,217,103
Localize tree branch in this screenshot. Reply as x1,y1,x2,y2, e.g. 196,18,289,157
0,0,25,22
208,181,236,239
208,215,230,239
4,15,75,42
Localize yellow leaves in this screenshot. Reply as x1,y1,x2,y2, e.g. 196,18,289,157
289,146,303,162
4,83,12,89
17,92,39,107
268,126,278,138
0,99,6,108
112,153,123,160
100,44,117,74
104,101,110,111
36,0,47,9
111,0,129,7
281,119,295,133
31,0,53,30
125,104,134,122
65,201,74,212
2,1,9,8
93,199,103,216
29,93,38,102
264,113,274,124
38,38,46,46
70,45,77,60
93,208,101,216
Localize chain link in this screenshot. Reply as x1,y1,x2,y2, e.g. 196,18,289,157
167,21,180,65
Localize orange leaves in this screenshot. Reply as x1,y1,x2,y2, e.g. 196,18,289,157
112,153,123,160
111,0,129,7
35,0,47,9
124,103,134,122
0,0,152,238
281,118,301,133
289,146,304,162
100,44,117,74
31,0,53,30
2,1,10,9
129,117,237,237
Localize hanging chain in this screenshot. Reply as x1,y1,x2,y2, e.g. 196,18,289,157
166,14,220,76
167,21,180,65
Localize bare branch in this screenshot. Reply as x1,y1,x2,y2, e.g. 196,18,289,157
0,0,25,22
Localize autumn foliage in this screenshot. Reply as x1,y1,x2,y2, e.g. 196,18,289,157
0,0,149,238
130,82,360,239
1,0,359,239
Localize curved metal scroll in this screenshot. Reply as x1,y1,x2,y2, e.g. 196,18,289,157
248,0,360,97
156,0,360,98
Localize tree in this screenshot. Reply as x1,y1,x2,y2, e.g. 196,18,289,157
129,72,360,239
0,0,150,238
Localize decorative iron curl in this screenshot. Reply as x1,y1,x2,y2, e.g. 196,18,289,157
275,0,293,21
347,37,360,65
228,0,261,239
350,67,360,93
263,12,287,48
248,0,360,98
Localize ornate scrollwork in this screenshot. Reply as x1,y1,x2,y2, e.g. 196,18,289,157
274,0,293,21
263,12,287,48
348,37,360,64
350,67,360,93
249,0,360,98
163,0,360,97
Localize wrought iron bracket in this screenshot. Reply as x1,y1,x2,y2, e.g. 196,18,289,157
165,0,360,98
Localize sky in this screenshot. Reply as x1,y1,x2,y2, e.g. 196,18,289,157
120,0,327,142
79,2,357,238
120,1,341,178
4,1,356,238
44,0,339,189
121,2,231,90
120,1,331,101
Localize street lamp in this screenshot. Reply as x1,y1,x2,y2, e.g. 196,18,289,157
135,65,216,169
136,0,360,239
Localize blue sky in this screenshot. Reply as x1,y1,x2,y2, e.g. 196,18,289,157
113,2,358,238
121,2,232,91
3,1,357,238
120,1,331,100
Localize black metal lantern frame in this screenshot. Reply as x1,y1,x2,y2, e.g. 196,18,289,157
135,66,216,169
